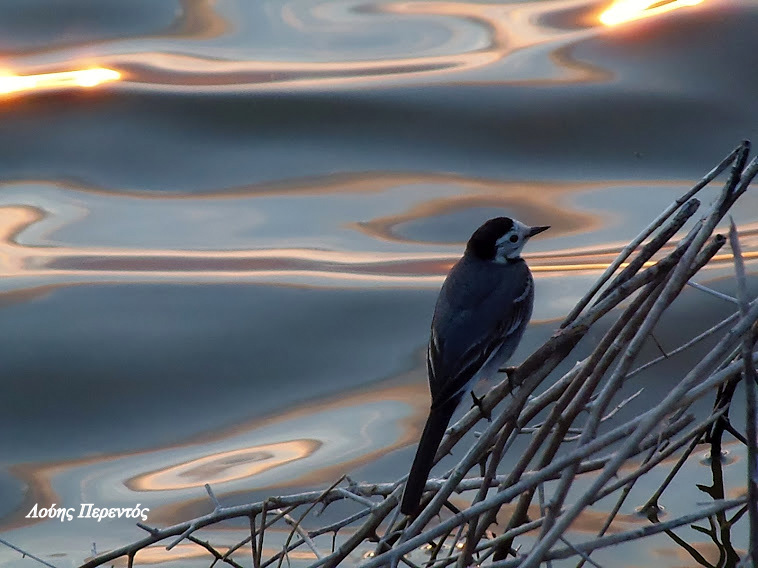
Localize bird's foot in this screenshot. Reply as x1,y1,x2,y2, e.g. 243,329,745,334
470,391,491,421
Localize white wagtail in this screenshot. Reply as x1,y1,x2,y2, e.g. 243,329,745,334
400,217,549,515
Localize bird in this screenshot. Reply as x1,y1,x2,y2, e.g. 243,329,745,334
400,217,549,516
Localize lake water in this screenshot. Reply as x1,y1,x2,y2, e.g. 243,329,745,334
1,0,757,566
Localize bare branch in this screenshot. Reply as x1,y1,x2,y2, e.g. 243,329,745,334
729,219,758,566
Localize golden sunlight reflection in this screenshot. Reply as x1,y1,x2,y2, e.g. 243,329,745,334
0,68,121,96
600,0,703,26
129,440,320,491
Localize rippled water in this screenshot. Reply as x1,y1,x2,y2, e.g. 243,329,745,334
1,0,757,566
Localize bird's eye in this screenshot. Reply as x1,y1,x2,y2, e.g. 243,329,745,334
509,235,519,243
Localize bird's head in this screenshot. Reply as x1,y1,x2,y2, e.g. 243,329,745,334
466,217,550,263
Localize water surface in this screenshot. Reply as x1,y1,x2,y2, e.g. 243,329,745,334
1,0,757,565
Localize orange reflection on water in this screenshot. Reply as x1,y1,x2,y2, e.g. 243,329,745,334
0,67,121,96
129,440,320,491
1,202,757,284
600,0,703,26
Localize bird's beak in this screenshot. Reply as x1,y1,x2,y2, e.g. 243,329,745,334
527,225,550,238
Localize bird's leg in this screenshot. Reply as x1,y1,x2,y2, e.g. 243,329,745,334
470,391,492,421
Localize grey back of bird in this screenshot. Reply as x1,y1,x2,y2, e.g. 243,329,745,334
429,254,534,408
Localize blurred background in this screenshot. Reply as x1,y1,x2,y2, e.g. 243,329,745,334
0,0,757,566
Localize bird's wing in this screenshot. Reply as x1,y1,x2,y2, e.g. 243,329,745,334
428,262,533,408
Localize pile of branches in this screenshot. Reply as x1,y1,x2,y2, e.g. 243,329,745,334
74,142,757,568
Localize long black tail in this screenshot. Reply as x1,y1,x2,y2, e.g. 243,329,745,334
401,397,460,515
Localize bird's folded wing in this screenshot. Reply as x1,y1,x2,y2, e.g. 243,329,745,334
428,274,532,408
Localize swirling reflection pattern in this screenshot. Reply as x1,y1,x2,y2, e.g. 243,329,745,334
127,440,322,491
0,176,756,294
0,0,756,565
0,0,710,94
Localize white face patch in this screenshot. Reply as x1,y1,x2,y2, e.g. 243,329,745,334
494,220,531,261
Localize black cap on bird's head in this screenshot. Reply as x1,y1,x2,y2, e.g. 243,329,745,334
466,217,550,262
466,217,513,259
